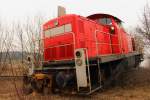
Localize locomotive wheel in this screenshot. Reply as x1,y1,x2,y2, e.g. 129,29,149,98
51,74,60,94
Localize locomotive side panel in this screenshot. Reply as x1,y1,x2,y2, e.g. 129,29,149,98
96,25,112,55
127,34,134,53
78,18,97,57
76,17,115,58
120,31,133,54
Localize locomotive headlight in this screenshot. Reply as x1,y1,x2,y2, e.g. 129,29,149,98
76,59,83,66
75,51,82,58
110,26,114,30
110,26,115,33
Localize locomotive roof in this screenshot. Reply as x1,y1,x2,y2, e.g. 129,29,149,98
87,13,123,22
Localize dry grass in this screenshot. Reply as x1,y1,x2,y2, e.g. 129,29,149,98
0,59,150,100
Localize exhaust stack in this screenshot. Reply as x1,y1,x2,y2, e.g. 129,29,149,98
58,6,66,17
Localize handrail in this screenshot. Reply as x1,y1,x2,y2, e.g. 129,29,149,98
44,43,73,49
94,30,114,56
94,30,113,88
82,48,91,91
44,32,76,60
94,30,99,57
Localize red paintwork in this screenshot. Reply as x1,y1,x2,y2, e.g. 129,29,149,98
43,14,134,61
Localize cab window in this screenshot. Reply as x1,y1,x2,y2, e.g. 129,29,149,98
99,18,112,25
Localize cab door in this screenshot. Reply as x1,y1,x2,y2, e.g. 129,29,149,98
110,18,121,54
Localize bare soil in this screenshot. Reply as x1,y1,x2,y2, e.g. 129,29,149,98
0,59,150,100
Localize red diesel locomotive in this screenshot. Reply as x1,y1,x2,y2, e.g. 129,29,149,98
24,13,142,95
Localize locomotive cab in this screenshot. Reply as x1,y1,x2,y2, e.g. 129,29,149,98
87,13,124,33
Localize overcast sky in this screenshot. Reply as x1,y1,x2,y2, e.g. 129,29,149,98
0,0,149,28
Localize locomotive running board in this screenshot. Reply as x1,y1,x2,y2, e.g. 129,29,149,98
99,52,140,63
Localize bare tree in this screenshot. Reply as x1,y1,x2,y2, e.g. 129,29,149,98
133,34,144,53
12,14,45,66
24,14,45,66
0,13,45,99
16,22,24,64
136,3,150,45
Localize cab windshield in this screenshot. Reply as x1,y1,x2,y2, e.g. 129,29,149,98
98,18,112,25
